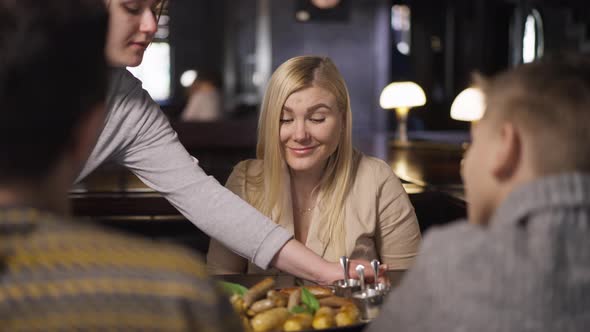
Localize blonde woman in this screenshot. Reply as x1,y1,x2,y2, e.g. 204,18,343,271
207,56,421,274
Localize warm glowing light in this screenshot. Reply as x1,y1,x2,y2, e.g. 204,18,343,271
396,42,410,55
380,81,426,143
450,87,485,122
180,70,198,88
522,9,544,64
379,81,426,109
296,10,310,22
311,0,340,9
523,14,536,63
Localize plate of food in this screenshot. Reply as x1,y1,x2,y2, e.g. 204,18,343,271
221,277,367,332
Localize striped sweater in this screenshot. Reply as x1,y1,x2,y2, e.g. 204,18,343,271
0,207,241,331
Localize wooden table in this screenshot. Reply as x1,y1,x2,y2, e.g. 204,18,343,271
388,139,468,232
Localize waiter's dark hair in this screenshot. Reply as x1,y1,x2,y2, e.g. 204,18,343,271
0,0,108,182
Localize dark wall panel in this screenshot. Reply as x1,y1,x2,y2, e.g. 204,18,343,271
169,0,225,102
271,0,391,154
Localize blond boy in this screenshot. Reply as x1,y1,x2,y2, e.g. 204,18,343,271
367,55,590,331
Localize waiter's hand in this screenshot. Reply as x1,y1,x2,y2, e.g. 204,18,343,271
271,239,389,285
348,259,389,284
318,260,389,285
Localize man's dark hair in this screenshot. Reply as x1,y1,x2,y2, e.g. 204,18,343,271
0,0,108,183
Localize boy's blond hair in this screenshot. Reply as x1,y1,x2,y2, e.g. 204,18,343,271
475,55,590,174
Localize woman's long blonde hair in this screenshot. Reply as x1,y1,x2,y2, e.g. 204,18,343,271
246,55,357,253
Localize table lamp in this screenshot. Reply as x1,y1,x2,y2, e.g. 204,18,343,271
379,81,426,143
450,87,485,122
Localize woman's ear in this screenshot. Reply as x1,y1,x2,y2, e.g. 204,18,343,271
491,122,522,181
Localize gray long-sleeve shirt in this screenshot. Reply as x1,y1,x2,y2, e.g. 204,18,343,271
77,68,292,269
367,172,590,331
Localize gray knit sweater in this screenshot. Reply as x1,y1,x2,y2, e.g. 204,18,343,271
77,68,292,268
366,173,590,331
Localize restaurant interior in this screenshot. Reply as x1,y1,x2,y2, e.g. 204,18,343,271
71,0,589,259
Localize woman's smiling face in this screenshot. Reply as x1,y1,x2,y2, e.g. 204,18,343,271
279,85,343,176
104,0,160,67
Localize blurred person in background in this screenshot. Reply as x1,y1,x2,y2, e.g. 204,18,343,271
181,69,223,122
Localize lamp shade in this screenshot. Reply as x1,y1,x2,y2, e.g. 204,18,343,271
450,87,485,122
379,81,426,109
311,0,341,9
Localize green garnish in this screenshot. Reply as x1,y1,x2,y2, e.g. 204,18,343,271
289,305,308,314
218,281,248,296
301,287,320,313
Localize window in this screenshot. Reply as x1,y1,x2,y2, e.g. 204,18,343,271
392,5,411,55
522,9,544,63
128,14,171,102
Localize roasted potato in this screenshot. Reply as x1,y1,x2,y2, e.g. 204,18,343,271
240,315,253,332
312,307,335,330
250,307,290,332
230,294,246,314
227,279,363,331
283,313,313,331
335,304,360,327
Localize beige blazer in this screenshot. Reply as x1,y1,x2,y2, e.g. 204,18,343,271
207,154,421,274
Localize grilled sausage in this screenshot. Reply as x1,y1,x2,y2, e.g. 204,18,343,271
243,277,275,308
249,298,276,315
267,290,288,307
287,288,301,310
279,286,333,299
318,296,354,308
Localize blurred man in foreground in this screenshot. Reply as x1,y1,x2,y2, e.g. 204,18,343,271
0,0,240,330
367,55,590,331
